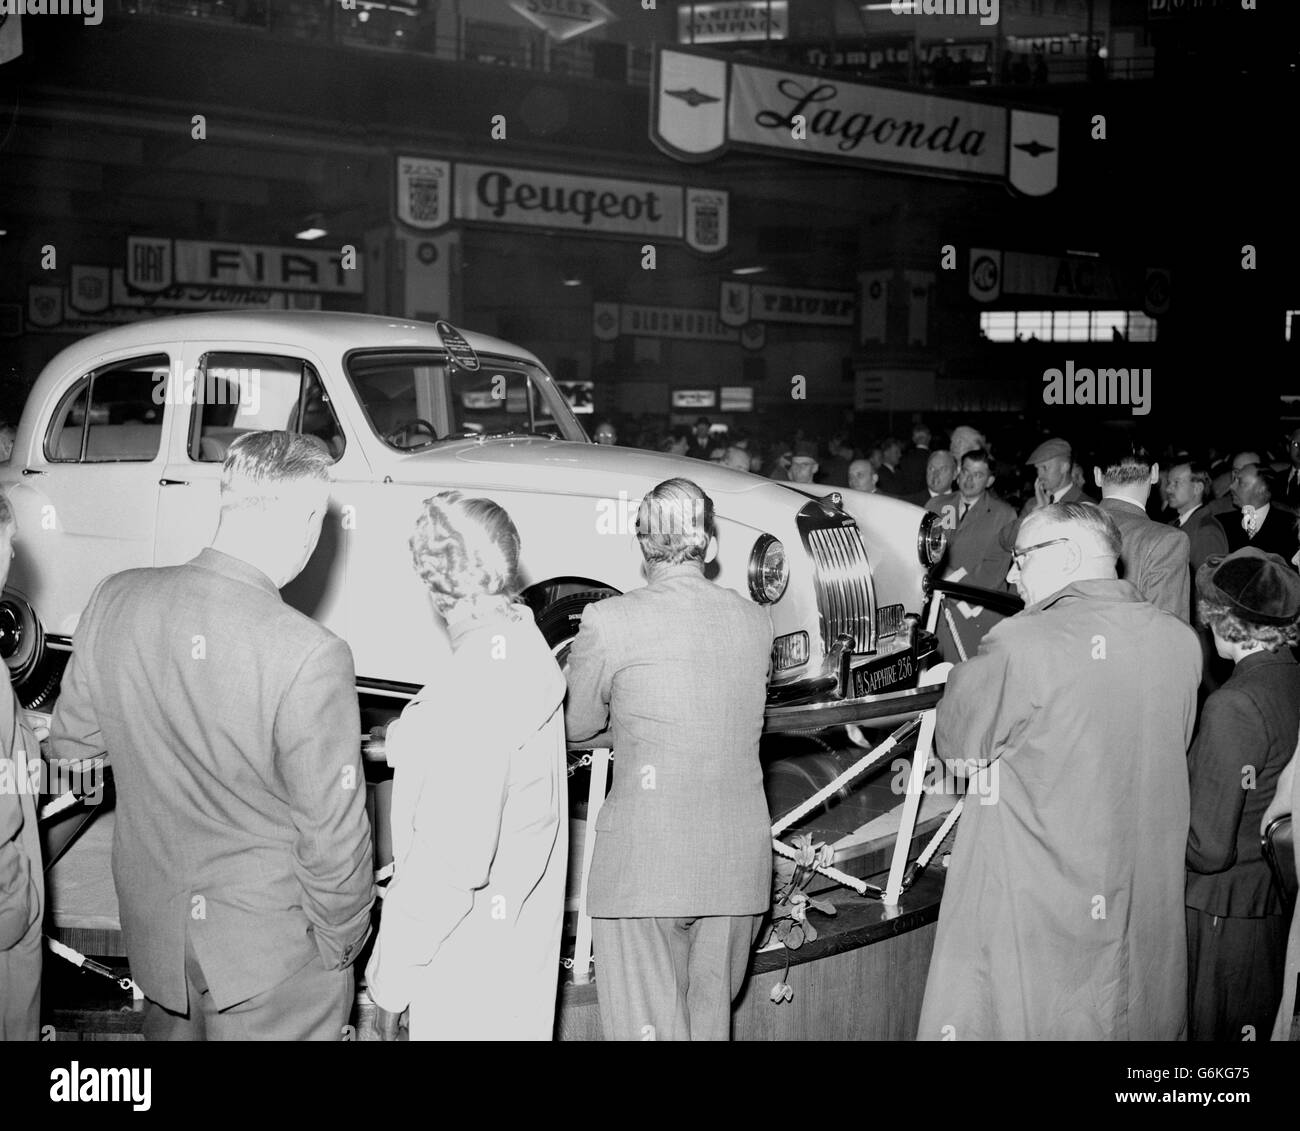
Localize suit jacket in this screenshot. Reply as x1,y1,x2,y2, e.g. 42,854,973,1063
919,579,1201,1040
1284,467,1300,510
0,684,44,1039
565,562,774,918
1172,504,1229,574
366,605,567,1039
925,491,1018,661
876,463,904,498
49,548,375,1012
897,446,930,497
1215,505,1299,561
1018,481,1088,519
1186,649,1300,918
1099,497,1191,622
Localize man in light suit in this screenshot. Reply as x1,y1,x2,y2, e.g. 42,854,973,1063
566,477,773,1041
925,449,1019,662
50,431,374,1040
1095,440,1191,622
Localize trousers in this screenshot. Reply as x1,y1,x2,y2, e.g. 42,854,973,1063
592,914,760,1041
142,934,353,1041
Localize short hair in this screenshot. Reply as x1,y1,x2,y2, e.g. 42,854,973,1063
881,436,903,452
410,491,521,608
0,489,13,531
912,424,931,444
1173,459,1215,502
960,447,993,472
220,430,332,512
1027,501,1122,559
1098,439,1154,487
1247,464,1278,502
1198,597,1299,651
637,478,714,566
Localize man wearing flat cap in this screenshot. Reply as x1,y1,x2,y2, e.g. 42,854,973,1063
1186,548,1300,1041
788,441,820,485
1021,437,1088,518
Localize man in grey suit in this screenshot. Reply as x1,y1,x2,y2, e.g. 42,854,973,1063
1096,440,1191,622
566,477,773,1041
50,431,374,1040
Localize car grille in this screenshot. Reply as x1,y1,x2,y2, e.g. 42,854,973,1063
806,523,874,653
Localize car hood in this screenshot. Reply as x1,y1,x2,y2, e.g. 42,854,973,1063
390,437,818,530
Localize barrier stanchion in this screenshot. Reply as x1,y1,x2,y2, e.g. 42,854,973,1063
571,747,610,986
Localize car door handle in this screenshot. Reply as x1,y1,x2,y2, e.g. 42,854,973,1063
20,468,44,476
159,478,189,487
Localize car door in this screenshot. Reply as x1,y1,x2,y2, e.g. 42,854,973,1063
152,338,357,641
12,348,173,636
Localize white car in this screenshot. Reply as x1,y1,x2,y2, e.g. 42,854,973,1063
0,311,946,730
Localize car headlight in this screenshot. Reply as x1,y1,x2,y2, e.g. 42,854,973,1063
918,510,947,567
748,534,789,604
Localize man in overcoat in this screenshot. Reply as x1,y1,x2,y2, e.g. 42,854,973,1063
918,501,1200,1040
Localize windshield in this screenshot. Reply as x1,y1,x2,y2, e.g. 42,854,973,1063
345,349,589,451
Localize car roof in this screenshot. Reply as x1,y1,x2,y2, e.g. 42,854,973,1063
39,311,547,371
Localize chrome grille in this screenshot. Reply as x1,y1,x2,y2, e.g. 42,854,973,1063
806,524,873,652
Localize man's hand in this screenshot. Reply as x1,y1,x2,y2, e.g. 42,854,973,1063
359,1005,407,1041
362,723,389,763
1034,480,1050,510
1261,754,1296,835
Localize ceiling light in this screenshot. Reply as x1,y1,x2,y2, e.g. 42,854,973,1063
732,265,766,276
562,277,583,287
296,226,328,241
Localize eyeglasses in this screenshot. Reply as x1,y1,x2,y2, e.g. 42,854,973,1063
1010,537,1070,570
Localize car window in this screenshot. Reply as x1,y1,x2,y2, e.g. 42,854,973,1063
189,351,344,462
346,350,584,450
45,355,167,463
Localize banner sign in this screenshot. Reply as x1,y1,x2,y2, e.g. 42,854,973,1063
396,156,451,231
401,158,729,252
509,0,614,41
595,302,765,348
127,237,362,295
34,267,320,333
652,45,1060,196
968,248,1137,304
678,1,788,44
719,280,853,327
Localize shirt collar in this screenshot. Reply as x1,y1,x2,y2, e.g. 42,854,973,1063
1027,577,1141,614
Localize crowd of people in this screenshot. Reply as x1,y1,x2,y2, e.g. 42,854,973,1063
2,417,1299,1042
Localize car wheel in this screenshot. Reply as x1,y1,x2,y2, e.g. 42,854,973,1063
534,589,618,670
0,595,65,710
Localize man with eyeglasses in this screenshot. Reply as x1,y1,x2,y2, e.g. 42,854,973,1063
918,501,1201,1040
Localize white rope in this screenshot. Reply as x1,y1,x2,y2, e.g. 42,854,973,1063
942,605,969,663
771,836,868,895
770,716,921,837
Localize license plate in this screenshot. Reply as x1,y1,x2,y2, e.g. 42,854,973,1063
850,648,919,698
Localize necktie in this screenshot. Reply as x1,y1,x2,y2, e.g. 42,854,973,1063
957,501,969,525
1241,506,1258,537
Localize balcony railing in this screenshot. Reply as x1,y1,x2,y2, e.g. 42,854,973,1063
115,0,653,85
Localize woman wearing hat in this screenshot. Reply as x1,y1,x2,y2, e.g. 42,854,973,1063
1186,547,1300,1040
363,492,568,1040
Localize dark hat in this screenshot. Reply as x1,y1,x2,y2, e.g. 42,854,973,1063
1026,437,1071,465
1196,547,1300,626
792,441,819,460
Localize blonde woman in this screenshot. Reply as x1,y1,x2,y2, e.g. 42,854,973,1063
364,492,567,1040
